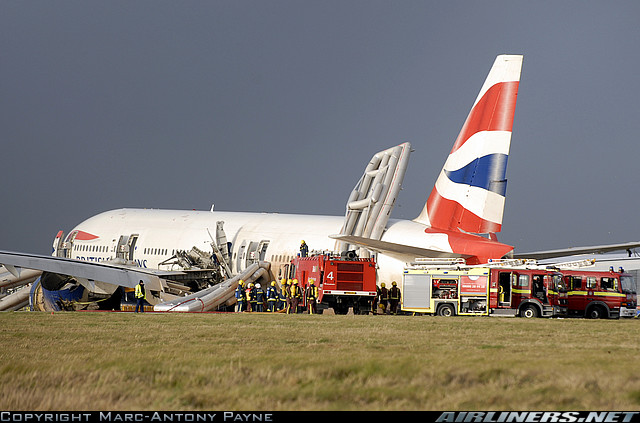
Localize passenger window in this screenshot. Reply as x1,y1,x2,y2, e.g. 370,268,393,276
571,277,582,290
586,277,597,289
518,274,529,287
601,277,618,291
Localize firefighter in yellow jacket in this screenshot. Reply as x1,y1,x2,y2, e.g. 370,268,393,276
279,278,289,311
378,282,388,314
134,280,146,313
306,279,319,314
389,281,401,315
289,279,302,314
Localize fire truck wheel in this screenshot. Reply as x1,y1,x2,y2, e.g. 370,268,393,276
333,304,349,315
521,304,539,319
587,305,606,319
437,303,455,317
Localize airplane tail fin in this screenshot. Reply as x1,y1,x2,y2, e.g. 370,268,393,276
414,54,523,233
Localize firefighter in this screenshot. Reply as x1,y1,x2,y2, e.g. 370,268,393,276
245,282,254,312
378,282,388,314
134,280,146,313
235,280,246,312
306,279,319,314
249,283,259,312
267,281,278,312
285,279,294,313
255,283,265,312
300,240,309,258
389,281,401,315
372,283,380,315
289,279,302,314
278,278,288,311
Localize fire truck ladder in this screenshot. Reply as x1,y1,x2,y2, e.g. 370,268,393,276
552,259,596,269
408,258,467,269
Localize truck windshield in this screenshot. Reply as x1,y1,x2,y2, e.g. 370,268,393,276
620,276,636,294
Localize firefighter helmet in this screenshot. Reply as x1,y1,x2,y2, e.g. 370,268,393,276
293,279,298,284
239,280,244,286
381,282,386,288
256,283,261,289
271,281,276,286
392,281,397,286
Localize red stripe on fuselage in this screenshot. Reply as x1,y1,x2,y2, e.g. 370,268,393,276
451,81,519,154
75,231,99,241
426,189,502,234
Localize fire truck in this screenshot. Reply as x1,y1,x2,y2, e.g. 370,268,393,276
289,253,377,314
561,268,637,318
401,259,636,318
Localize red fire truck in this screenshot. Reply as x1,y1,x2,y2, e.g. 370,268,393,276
561,269,637,318
401,260,636,318
489,264,567,318
289,254,378,314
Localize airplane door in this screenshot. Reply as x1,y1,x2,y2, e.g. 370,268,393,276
258,240,270,261
62,231,80,259
116,234,139,261
246,241,259,266
236,240,270,271
127,235,139,260
53,231,66,258
116,236,129,260
236,241,247,272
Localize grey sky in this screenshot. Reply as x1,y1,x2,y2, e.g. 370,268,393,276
1,1,639,255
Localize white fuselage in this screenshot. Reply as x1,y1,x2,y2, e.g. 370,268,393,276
63,208,444,285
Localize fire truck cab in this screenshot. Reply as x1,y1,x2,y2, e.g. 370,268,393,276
289,253,377,314
561,268,637,318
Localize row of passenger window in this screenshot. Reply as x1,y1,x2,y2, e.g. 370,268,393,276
74,244,173,256
143,248,173,256
75,244,108,253
269,254,295,263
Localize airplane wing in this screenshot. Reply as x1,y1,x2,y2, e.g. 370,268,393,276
330,234,473,262
512,241,640,260
0,250,185,293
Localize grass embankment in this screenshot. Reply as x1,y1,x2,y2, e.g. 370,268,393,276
0,312,639,410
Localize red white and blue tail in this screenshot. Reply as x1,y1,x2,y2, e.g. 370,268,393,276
414,55,523,234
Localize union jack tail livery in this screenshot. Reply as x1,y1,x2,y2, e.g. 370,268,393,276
415,55,523,234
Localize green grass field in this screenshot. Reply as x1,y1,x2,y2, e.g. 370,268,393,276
1,312,639,411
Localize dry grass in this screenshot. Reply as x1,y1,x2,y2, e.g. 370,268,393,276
1,312,639,411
